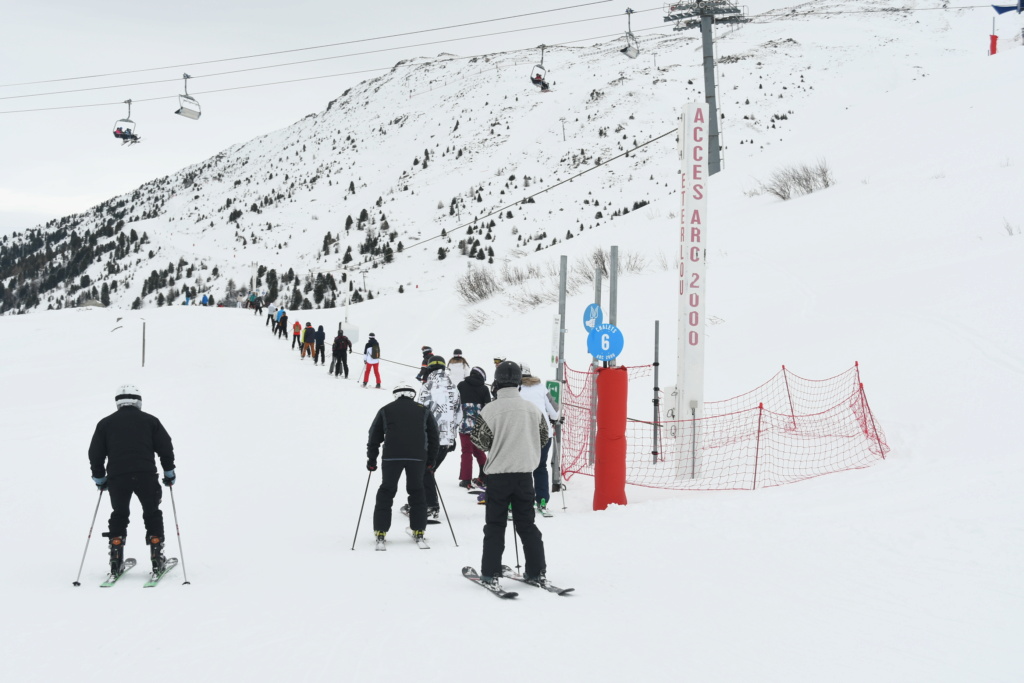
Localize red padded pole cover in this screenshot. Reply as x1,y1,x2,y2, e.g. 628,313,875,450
594,366,628,510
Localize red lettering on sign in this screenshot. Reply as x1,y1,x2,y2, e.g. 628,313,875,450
690,272,701,288
693,126,704,143
689,311,699,326
692,184,704,200
689,331,699,346
689,293,700,307
689,246,700,262
692,165,703,181
690,210,702,225
693,108,705,124
691,227,702,243
693,145,704,162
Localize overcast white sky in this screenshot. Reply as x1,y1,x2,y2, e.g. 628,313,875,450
0,0,681,233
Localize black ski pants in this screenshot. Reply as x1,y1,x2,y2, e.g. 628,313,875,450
332,354,349,377
314,343,325,364
373,460,427,533
107,472,164,539
481,472,545,580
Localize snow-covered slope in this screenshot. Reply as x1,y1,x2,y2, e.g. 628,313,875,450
1,3,1022,681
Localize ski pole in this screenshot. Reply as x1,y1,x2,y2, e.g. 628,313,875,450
351,471,372,550
72,489,105,586
434,479,458,547
512,517,522,572
168,486,191,585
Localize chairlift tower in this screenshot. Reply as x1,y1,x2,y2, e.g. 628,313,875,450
663,1,748,175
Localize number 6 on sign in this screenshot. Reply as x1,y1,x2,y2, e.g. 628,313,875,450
588,323,624,362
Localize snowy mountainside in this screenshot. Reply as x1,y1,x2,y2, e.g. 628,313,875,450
0,1,988,315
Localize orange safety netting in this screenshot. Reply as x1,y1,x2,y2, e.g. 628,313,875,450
559,363,889,491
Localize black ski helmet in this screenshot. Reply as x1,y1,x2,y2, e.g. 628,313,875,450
427,355,446,372
493,361,522,390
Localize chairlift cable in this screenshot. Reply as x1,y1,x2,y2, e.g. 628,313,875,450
0,1,616,89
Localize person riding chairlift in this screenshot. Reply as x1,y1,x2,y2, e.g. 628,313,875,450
531,73,549,92
114,127,123,138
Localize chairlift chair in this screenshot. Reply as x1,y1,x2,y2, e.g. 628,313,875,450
620,8,640,59
175,73,201,120
530,44,549,90
113,99,141,145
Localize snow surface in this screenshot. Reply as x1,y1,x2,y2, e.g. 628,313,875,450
2,4,1023,682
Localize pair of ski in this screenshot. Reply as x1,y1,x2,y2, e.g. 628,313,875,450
462,566,573,599
100,557,179,588
376,528,430,551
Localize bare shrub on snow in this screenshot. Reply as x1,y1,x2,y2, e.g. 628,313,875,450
754,159,834,200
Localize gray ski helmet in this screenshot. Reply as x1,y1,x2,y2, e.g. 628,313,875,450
493,361,522,390
115,384,142,409
392,382,417,399
521,362,532,377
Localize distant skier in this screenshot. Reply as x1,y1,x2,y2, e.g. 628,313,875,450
470,361,549,588
301,322,315,360
415,345,433,383
88,384,177,577
277,311,289,339
519,363,560,515
362,333,382,388
266,304,278,328
448,348,471,386
331,329,353,378
313,325,326,366
413,355,462,520
366,382,440,547
292,320,302,349
457,365,491,488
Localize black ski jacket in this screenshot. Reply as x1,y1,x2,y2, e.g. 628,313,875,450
88,406,175,479
332,335,353,357
366,397,440,466
458,372,492,406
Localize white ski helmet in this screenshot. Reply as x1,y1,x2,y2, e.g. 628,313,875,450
115,384,142,409
392,382,417,399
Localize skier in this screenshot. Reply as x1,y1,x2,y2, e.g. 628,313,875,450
366,382,440,547
277,311,289,339
362,333,382,387
331,329,353,378
301,322,315,360
470,361,549,588
415,345,434,383
519,363,560,515
292,320,302,349
413,355,462,520
457,365,491,488
266,304,278,328
448,348,471,386
88,384,176,577
313,325,326,366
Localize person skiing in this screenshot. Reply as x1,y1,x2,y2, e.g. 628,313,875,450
413,355,462,520
366,382,440,548
415,345,433,383
470,361,549,588
313,325,326,366
301,322,315,360
331,329,353,378
277,311,289,339
266,304,278,328
457,365,491,489
362,333,382,388
88,384,177,578
518,363,560,515
292,320,302,349
448,348,471,386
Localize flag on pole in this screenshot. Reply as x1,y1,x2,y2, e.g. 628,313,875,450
991,1,1022,14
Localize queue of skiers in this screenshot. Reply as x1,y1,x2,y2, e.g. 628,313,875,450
83,307,561,593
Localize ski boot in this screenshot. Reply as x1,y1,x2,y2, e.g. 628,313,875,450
472,476,486,490
148,535,167,573
103,533,125,575
374,530,387,551
459,480,472,489
427,505,440,521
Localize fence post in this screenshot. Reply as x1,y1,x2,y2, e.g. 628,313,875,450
781,365,796,430
752,403,764,490
652,320,660,464
860,383,887,459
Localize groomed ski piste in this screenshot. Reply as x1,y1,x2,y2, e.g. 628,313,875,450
2,9,1024,683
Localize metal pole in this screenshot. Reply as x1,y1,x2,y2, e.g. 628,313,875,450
142,321,146,368
552,255,567,493
653,321,660,464
72,490,104,586
434,480,458,546
700,13,722,175
588,267,602,467
609,246,619,328
350,471,372,550
168,486,191,584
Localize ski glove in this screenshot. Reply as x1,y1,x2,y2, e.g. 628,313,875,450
426,461,436,472
162,469,176,487
92,476,107,491
366,460,378,472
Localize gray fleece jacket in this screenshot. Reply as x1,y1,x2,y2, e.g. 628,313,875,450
471,387,550,475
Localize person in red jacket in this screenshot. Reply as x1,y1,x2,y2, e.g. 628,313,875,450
292,320,302,350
